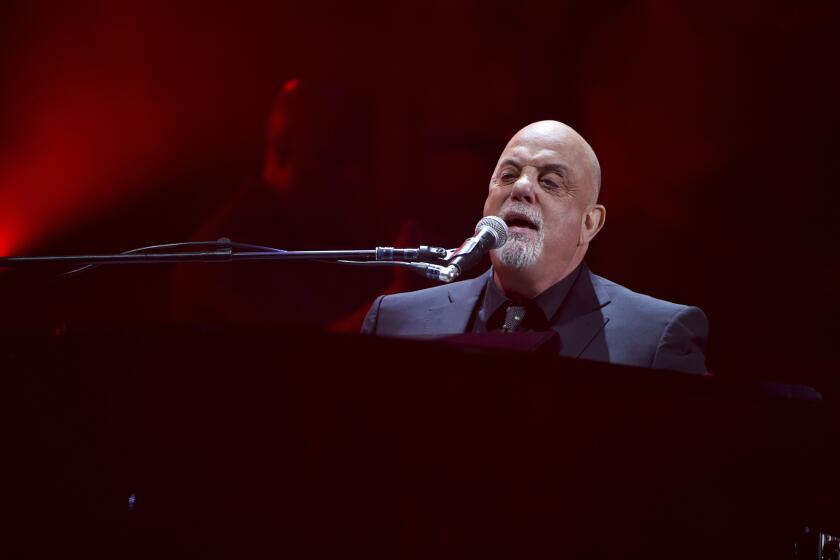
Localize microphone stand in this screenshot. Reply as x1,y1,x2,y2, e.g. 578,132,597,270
0,248,376,265
0,242,461,282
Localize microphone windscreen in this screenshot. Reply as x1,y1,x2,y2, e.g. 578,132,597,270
475,216,508,249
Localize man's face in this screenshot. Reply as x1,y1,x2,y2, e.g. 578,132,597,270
483,124,597,281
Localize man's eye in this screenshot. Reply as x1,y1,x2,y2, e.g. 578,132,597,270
541,174,563,190
499,171,517,181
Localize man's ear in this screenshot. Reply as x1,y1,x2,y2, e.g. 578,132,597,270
579,204,606,245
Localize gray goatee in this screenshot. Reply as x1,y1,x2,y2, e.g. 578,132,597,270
495,205,544,269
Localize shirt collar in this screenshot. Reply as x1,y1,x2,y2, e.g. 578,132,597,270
480,263,583,327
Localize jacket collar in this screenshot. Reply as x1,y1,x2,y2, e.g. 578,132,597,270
551,262,612,357
418,270,491,334
418,264,612,356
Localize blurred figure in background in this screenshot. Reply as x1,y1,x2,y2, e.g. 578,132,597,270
170,77,404,331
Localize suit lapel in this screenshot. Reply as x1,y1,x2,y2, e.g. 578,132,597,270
418,270,489,334
552,264,612,358
412,266,611,351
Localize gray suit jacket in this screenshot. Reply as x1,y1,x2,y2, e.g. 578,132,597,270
361,265,708,374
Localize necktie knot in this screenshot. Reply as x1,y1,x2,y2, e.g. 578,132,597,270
502,302,528,332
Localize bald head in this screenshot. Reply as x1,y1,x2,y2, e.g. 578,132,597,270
484,120,607,299
504,120,601,203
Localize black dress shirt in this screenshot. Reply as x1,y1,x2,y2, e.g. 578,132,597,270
470,265,583,333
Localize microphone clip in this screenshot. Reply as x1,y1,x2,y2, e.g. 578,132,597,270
374,245,450,264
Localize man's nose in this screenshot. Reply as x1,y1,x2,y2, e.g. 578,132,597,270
510,173,535,203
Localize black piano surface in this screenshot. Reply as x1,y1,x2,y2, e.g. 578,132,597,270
3,330,837,559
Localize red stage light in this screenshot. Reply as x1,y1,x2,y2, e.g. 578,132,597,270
282,78,301,93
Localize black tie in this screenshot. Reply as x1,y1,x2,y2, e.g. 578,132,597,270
502,303,527,332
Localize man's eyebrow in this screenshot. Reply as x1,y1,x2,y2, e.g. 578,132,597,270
499,159,570,176
539,163,569,176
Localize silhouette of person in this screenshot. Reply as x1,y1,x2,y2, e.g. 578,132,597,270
170,77,399,330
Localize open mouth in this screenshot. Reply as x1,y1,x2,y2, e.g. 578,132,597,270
504,212,539,232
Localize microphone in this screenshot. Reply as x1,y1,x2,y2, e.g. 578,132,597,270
424,216,508,283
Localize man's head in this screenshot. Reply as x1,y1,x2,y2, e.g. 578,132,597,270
262,78,376,196
483,120,606,299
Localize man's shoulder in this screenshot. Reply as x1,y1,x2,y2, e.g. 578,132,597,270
589,272,708,373
361,273,488,336
379,272,487,307
376,281,455,308
589,271,708,355
593,273,695,319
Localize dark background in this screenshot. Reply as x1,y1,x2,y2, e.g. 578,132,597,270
0,1,837,388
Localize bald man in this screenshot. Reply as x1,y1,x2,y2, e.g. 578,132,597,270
362,121,708,374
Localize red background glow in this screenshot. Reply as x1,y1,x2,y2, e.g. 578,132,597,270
0,1,837,384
